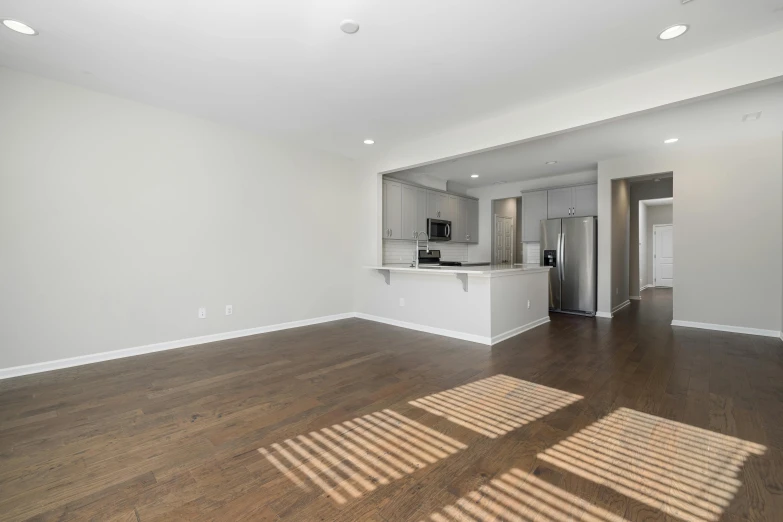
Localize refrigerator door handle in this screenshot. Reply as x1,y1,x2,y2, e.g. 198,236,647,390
557,232,563,281
560,232,565,281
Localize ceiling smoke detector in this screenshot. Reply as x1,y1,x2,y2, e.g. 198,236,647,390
742,112,762,122
340,20,360,34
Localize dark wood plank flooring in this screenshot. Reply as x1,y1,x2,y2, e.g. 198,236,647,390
1,288,782,521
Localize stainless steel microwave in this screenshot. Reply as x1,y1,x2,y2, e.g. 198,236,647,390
427,219,451,241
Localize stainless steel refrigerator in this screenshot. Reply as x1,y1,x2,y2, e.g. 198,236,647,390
540,217,597,315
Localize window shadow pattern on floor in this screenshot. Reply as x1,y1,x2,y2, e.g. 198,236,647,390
409,374,583,438
424,468,629,522
536,407,767,522
258,409,467,504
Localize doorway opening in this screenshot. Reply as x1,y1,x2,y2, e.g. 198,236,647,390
638,196,674,296
653,223,674,287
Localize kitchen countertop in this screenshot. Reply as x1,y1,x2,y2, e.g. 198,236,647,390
367,263,551,277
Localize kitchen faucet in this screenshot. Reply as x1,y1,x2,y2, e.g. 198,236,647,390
412,231,430,268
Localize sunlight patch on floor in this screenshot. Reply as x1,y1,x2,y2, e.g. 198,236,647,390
409,374,583,438
537,407,766,522
258,409,467,504
424,468,629,522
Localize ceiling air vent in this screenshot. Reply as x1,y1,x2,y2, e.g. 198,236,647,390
742,112,762,122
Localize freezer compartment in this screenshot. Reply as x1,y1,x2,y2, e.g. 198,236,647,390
540,219,562,311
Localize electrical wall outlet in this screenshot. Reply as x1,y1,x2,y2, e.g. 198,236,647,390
527,300,531,309
198,307,206,319
225,305,233,316
399,298,405,307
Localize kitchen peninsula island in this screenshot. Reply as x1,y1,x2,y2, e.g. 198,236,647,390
360,264,551,345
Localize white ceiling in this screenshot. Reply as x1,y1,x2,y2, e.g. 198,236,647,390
2,0,783,160
397,78,783,187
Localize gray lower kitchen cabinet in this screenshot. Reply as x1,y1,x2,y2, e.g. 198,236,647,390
466,198,479,243
382,180,402,239
573,183,598,217
521,190,548,242
547,187,573,219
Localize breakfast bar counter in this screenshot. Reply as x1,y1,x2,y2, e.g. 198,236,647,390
359,264,551,345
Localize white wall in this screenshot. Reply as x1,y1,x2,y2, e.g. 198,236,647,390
645,205,673,288
630,179,673,296
610,180,630,310
598,138,782,332
466,170,597,262
0,68,360,370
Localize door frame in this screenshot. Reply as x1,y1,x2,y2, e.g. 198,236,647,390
653,223,673,288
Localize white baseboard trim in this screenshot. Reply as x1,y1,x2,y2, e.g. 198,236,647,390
671,320,782,338
491,317,551,345
354,313,551,346
354,313,491,345
629,296,641,301
612,300,631,314
0,313,355,380
640,285,652,291
595,311,613,319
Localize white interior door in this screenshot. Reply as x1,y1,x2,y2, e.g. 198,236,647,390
494,215,515,264
654,224,673,287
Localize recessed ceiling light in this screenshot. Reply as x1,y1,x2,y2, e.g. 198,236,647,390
2,19,37,35
363,139,374,145
742,111,762,122
545,161,557,165
658,24,689,40
471,174,480,178
340,20,360,34
664,138,679,144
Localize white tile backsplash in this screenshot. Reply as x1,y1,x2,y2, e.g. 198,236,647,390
523,243,541,264
383,240,469,265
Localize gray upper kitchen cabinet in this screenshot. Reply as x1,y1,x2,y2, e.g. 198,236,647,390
466,198,479,243
546,184,598,219
572,183,598,217
427,191,448,219
401,184,418,240
547,187,573,219
415,188,428,240
382,180,402,239
521,190,548,242
383,179,479,243
451,196,466,242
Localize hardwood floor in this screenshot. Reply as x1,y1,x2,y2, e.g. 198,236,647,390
1,288,782,521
